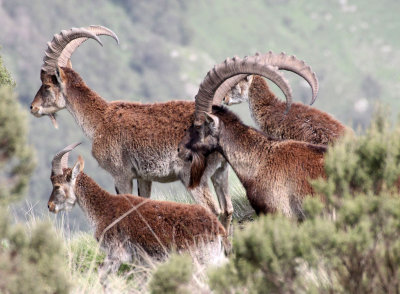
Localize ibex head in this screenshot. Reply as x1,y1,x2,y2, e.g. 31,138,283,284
48,142,82,213
178,111,222,188
180,52,318,187
30,26,118,128
223,75,254,105
222,52,319,106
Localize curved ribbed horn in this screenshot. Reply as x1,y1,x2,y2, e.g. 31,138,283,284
213,74,248,105
51,142,82,176
195,54,292,126
42,27,103,74
58,25,119,68
262,51,319,105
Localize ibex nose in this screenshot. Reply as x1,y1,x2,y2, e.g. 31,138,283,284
48,201,56,213
30,105,40,115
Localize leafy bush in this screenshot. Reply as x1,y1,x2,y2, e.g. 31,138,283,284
149,254,193,294
0,52,35,204
313,107,400,199
209,194,400,294
0,210,70,294
0,55,70,293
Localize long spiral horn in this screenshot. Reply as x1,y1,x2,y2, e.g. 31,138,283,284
51,142,81,176
195,53,292,126
213,52,319,106
58,25,119,68
262,51,319,104
41,27,103,74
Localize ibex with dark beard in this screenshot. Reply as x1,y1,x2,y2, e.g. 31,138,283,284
30,27,296,229
48,143,229,278
221,52,347,145
179,54,327,218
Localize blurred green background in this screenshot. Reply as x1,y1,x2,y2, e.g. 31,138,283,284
1,0,399,230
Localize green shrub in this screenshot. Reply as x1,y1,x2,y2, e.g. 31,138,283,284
0,68,35,204
209,194,400,294
149,254,193,294
313,106,400,200
0,56,69,293
0,209,70,294
0,51,14,87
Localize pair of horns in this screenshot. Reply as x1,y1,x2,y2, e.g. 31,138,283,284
51,142,81,175
42,25,119,74
197,52,318,125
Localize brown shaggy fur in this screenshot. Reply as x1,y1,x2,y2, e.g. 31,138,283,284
182,106,327,217
49,167,228,258
236,75,347,145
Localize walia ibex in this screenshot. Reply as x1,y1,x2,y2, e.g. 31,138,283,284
179,54,327,218
30,27,294,229
222,52,347,145
48,143,229,277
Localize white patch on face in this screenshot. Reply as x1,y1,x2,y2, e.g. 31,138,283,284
40,90,66,115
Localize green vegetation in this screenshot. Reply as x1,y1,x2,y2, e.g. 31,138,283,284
149,254,193,294
313,106,400,197
2,1,400,292
0,53,35,204
0,215,71,294
209,193,400,293
0,54,70,293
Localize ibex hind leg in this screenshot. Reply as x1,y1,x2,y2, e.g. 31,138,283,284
114,176,133,194
137,179,152,198
211,159,233,233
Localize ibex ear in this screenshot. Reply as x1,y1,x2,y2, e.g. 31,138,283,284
71,156,84,182
66,59,72,69
203,112,220,135
246,75,253,83
54,65,63,85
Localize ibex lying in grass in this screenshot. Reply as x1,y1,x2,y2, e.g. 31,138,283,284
48,143,229,277
30,27,294,229
221,52,347,145
179,55,327,218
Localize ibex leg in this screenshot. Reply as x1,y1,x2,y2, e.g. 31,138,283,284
137,179,152,198
114,176,133,194
211,160,233,232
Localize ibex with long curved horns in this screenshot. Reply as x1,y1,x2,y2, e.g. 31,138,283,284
221,52,347,145
48,143,229,279
179,54,327,218
30,27,294,230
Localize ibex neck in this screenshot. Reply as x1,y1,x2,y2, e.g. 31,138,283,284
248,76,281,122
74,172,111,227
216,111,273,182
62,68,107,140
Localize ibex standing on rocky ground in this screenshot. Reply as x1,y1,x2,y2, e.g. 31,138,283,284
222,52,347,145
48,143,229,279
179,55,327,218
30,27,295,229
